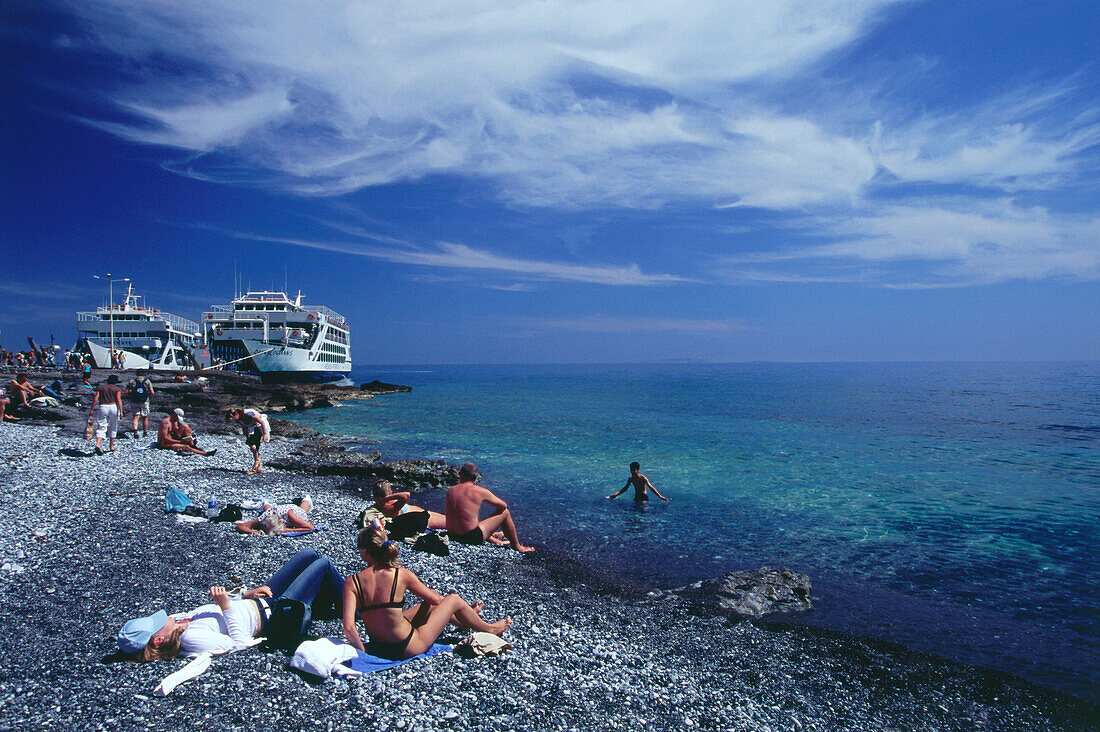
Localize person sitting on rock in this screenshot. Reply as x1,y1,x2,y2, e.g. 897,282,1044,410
343,520,511,661
607,461,670,502
371,480,447,530
8,374,46,411
444,463,534,552
117,548,343,662
157,408,216,457
236,496,314,536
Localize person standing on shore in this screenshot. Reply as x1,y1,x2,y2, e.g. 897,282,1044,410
444,463,534,553
127,370,155,438
226,407,270,475
81,358,93,387
608,461,670,502
88,374,124,455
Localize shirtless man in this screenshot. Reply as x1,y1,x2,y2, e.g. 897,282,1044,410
608,461,670,502
157,408,216,456
8,374,45,409
444,463,534,553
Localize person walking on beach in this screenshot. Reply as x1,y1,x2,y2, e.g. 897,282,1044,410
127,370,155,438
608,461,670,502
343,520,511,660
226,407,270,475
88,374,124,455
81,358,93,387
157,408,217,456
445,463,534,553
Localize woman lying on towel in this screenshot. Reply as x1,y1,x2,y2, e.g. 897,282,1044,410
117,549,343,661
236,496,314,536
343,520,511,660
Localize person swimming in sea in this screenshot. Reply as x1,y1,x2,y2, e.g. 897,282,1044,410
607,461,670,502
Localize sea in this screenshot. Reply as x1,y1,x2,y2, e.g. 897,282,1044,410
290,361,1099,701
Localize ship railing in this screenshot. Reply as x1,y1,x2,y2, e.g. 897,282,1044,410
310,305,347,325
77,310,199,335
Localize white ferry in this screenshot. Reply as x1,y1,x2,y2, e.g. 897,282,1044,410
203,290,351,383
76,284,203,370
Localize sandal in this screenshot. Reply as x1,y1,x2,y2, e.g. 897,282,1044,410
245,468,264,475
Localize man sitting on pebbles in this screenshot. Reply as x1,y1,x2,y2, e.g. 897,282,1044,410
445,463,534,553
156,408,216,457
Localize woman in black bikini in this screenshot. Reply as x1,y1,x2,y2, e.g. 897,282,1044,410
341,520,511,660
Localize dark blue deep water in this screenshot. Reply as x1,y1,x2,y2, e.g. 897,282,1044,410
292,362,1100,699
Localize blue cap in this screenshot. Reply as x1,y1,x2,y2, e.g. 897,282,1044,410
117,610,168,654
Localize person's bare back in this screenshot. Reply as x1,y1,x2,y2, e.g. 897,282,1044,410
444,463,534,553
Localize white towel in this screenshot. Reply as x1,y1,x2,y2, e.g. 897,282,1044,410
289,637,362,679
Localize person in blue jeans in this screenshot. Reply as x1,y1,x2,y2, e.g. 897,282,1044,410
118,548,344,662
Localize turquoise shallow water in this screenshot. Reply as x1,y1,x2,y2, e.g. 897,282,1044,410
289,362,1100,699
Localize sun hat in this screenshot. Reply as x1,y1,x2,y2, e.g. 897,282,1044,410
118,610,168,654
173,408,185,418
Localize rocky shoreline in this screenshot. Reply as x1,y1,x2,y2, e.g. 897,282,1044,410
0,376,1095,730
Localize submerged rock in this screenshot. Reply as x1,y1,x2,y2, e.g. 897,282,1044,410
359,380,412,393
659,566,812,618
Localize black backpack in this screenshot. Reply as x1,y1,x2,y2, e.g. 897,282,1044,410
260,599,311,652
130,378,149,400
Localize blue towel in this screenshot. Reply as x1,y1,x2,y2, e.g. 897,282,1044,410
344,643,451,674
282,525,328,538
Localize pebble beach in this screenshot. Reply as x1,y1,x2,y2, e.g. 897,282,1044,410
0,423,1095,732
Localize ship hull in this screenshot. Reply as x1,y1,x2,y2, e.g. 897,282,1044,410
208,338,351,384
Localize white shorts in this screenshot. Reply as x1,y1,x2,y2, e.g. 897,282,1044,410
131,400,151,417
94,404,119,439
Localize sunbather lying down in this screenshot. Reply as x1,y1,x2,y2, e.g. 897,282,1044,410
236,496,314,536
117,548,343,662
343,520,511,661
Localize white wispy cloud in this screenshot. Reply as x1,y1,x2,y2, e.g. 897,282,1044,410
226,230,689,286
719,200,1100,287
34,0,1100,287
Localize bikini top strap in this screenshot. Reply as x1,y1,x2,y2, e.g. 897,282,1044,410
389,567,401,604
352,574,365,610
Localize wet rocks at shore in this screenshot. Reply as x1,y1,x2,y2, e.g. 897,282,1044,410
656,567,813,618
268,437,461,490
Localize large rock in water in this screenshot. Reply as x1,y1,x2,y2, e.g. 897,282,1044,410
657,567,812,618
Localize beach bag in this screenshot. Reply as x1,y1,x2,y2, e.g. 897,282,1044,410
261,599,311,652
210,504,243,523
388,510,430,542
413,531,450,557
83,419,94,441
165,486,192,513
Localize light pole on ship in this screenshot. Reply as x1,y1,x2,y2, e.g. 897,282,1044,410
93,274,129,368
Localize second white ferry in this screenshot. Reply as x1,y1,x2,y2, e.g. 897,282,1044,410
203,290,351,383
76,284,203,370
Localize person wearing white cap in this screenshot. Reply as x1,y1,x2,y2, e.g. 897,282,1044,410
117,548,344,662
156,408,216,456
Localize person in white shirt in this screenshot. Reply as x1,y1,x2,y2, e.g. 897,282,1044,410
117,549,343,661
226,407,270,475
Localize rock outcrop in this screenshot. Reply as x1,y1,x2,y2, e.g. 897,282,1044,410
267,437,461,491
654,566,812,618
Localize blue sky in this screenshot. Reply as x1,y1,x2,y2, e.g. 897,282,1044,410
2,1,1098,364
